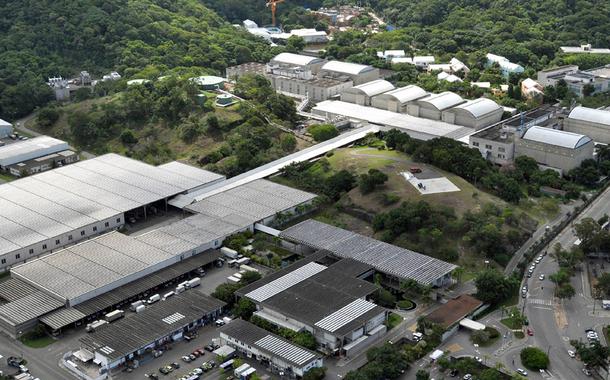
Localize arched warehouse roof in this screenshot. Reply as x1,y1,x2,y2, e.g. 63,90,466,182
418,91,464,111
343,79,394,97
322,60,375,75
522,126,592,149
373,85,428,104
568,106,610,126
448,98,502,119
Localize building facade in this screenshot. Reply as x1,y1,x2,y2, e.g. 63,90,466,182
564,106,610,144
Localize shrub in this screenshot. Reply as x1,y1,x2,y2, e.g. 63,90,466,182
520,347,549,370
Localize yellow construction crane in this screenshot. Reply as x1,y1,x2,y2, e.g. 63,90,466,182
266,0,285,26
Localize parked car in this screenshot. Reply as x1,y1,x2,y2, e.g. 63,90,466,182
171,362,180,369
409,167,422,173
146,374,159,380
568,350,576,358
539,274,545,281
196,348,206,356
527,328,534,336
181,355,192,363
474,356,483,363
517,368,528,376
204,344,215,352
583,368,592,376
463,375,472,380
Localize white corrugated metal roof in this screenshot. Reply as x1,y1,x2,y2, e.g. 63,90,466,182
419,92,464,111
272,53,322,67
322,60,373,75
0,118,11,127
314,298,377,332
345,79,394,97
375,85,427,104
450,98,502,118
0,136,69,165
568,106,610,126
245,262,326,302
522,126,592,149
255,335,316,365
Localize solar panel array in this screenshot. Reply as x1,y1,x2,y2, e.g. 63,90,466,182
0,154,221,257
314,298,377,332
281,220,457,285
245,262,327,302
255,335,317,366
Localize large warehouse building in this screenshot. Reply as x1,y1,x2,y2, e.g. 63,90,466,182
564,106,610,144
407,91,465,120
220,319,324,377
311,100,475,141
280,219,457,289
269,52,325,73
0,119,12,138
371,85,429,112
0,153,225,270
0,179,315,337
340,79,394,106
237,252,387,355
0,136,70,169
319,61,380,85
76,291,225,372
515,126,594,174
441,98,504,130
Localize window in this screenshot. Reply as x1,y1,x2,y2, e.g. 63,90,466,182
42,244,47,250
116,218,121,223
105,222,109,227
485,144,493,150
15,254,20,259
472,141,479,147
498,147,505,152
81,230,85,236
1,259,5,264
93,226,97,232
68,235,73,241
55,239,60,245
29,249,34,254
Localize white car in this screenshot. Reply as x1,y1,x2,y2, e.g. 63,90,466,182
568,350,576,358
474,356,483,363
539,274,545,281
463,375,472,380
517,368,528,376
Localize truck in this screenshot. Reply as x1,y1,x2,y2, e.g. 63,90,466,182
175,284,186,294
162,291,175,301
236,257,251,266
219,359,234,371
227,276,240,284
104,309,125,322
221,247,239,259
240,367,257,380
135,305,146,313
238,264,259,273
130,300,145,311
147,294,161,304
234,363,251,377
186,277,201,288
85,320,108,332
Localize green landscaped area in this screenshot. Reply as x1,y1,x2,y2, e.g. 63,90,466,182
0,172,15,183
386,312,403,330
501,316,523,330
19,332,55,348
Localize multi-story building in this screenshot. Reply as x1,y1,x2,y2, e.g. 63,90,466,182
537,65,610,97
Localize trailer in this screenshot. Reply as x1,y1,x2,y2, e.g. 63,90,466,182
130,300,145,311
104,309,125,322
85,320,108,332
187,277,201,288
219,359,235,371
221,247,239,259
239,264,259,273
240,367,257,380
227,276,240,284
234,363,251,377
236,257,251,265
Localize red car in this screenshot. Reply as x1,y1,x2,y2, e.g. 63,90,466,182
196,348,206,356
527,328,534,336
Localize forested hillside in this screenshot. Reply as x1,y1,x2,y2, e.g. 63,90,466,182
364,0,610,66
0,0,273,119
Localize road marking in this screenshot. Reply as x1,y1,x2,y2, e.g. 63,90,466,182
528,298,552,305
532,306,553,311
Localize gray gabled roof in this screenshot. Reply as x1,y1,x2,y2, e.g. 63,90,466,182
280,220,457,285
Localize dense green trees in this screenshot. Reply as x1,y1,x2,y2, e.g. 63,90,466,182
520,347,549,370
308,123,339,142
344,344,408,380
0,0,274,119
359,169,388,194
475,269,519,304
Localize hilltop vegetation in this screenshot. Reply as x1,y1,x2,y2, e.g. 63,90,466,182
0,0,273,119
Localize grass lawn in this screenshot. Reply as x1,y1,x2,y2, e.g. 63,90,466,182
514,331,525,339
386,312,403,330
19,333,55,348
501,317,523,330
396,300,414,310
0,172,16,182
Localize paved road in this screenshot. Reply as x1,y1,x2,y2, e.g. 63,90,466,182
523,185,610,380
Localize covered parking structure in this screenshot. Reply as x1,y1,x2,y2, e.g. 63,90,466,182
340,79,394,106
441,98,504,130
371,85,428,112
408,91,465,120
77,291,225,372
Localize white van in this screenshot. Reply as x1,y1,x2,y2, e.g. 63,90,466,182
162,291,175,301
147,294,161,304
